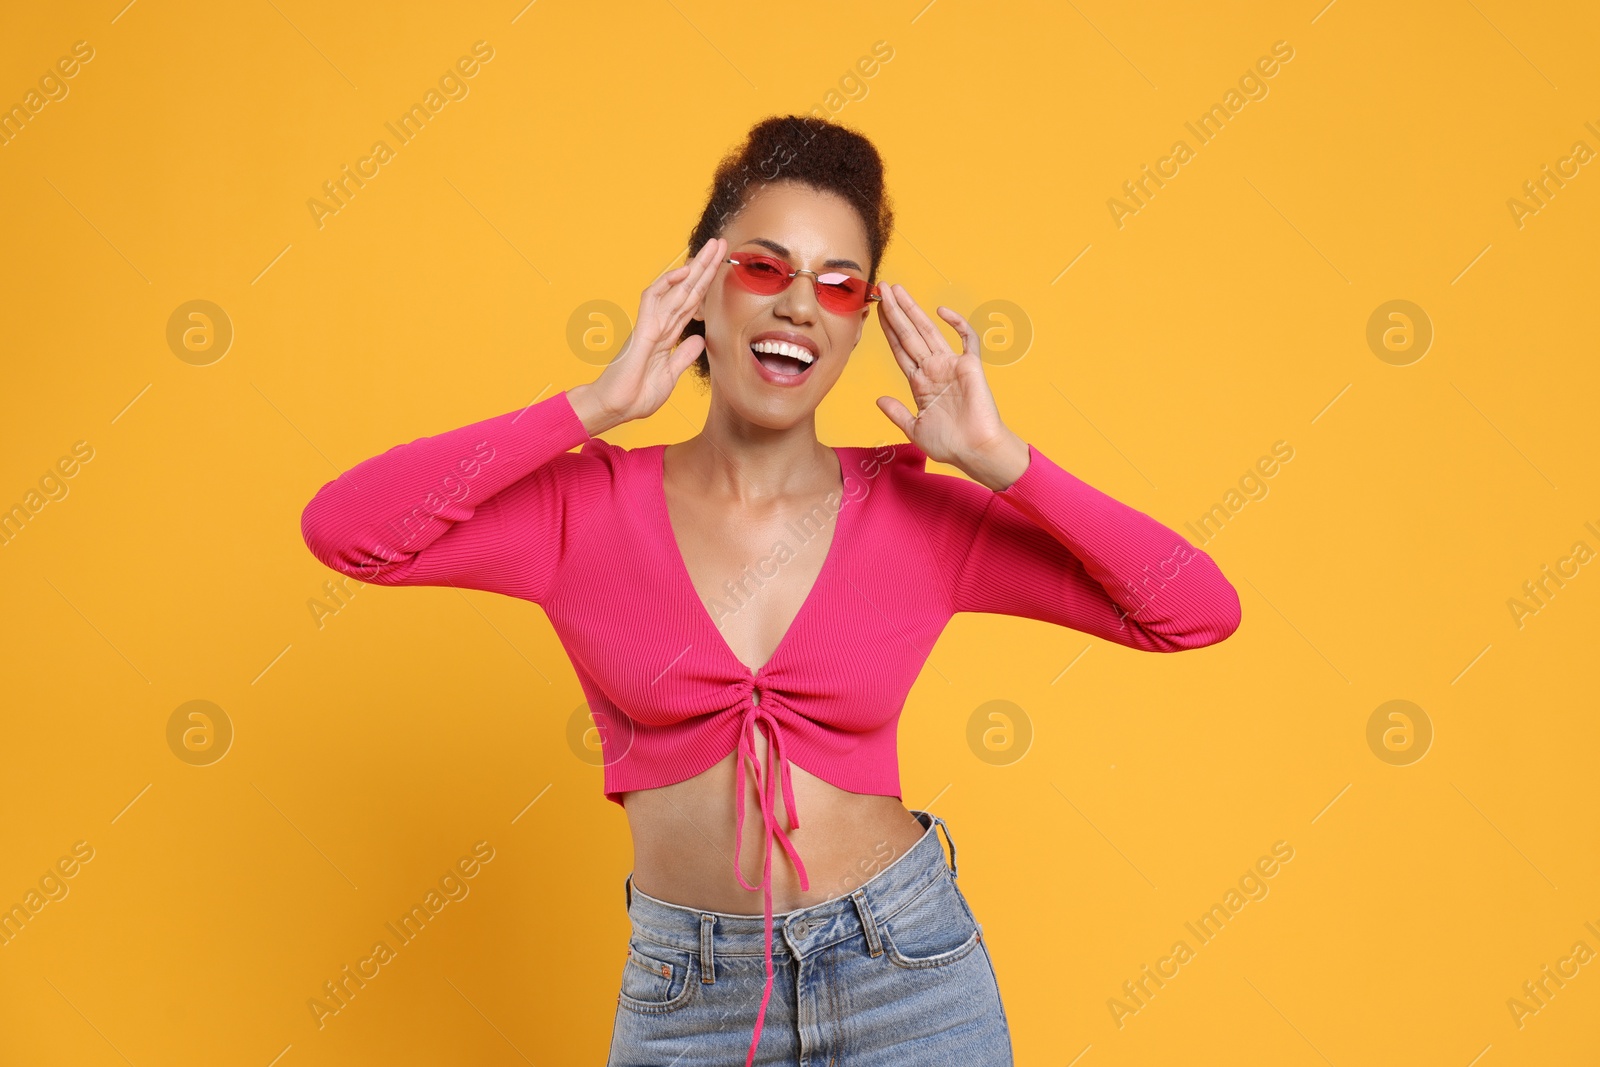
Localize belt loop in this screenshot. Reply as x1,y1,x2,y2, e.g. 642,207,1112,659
850,888,883,958
932,814,958,880
624,873,633,909
699,914,717,983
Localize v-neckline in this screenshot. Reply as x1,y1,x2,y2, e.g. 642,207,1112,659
654,442,851,680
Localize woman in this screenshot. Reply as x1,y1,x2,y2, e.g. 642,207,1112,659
300,115,1242,1066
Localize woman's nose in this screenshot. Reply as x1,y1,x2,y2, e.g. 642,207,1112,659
775,273,820,323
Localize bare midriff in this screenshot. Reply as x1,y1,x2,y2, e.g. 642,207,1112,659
621,730,928,914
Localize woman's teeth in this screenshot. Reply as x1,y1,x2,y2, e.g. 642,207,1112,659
751,339,815,375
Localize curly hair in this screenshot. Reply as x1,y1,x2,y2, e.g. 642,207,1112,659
678,114,893,383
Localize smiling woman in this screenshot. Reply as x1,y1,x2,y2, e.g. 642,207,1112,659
299,113,1241,1067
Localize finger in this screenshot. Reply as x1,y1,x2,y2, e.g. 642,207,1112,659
684,238,725,303
649,264,692,293
876,283,934,367
878,284,932,366
667,332,707,377
895,285,953,356
642,274,698,338
642,265,693,319
666,242,713,293
656,254,720,347
937,305,981,359
663,238,724,327
875,297,920,378
651,240,717,299
875,395,918,440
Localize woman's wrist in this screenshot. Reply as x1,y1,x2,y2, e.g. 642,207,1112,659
959,428,1030,493
566,382,624,437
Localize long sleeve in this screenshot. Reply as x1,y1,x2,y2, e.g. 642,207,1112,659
299,389,608,604
919,441,1241,651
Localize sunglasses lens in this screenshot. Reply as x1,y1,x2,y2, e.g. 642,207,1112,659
814,273,870,312
730,255,790,294
728,254,874,312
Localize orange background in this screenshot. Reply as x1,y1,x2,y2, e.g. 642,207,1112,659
2,1,1597,1064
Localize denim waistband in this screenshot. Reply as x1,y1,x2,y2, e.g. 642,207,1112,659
622,809,959,963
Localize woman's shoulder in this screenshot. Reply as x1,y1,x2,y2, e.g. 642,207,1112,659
542,435,651,496
840,441,992,583
842,440,993,519
498,434,645,501
573,434,653,465
843,440,987,490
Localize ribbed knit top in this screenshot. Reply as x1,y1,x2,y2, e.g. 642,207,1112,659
298,388,1242,1063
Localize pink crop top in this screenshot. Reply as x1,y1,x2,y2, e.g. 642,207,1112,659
299,388,1242,1063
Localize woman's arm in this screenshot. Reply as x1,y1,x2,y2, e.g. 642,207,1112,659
933,440,1241,650
870,282,1240,651
298,389,604,603
298,238,729,602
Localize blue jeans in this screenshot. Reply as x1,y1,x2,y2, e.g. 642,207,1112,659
606,809,1014,1066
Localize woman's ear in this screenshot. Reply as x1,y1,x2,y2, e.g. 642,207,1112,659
857,302,873,340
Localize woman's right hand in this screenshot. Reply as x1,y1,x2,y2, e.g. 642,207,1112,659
569,237,726,434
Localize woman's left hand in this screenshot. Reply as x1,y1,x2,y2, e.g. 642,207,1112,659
874,283,1030,490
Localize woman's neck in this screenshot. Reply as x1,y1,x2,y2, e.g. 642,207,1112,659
666,419,839,507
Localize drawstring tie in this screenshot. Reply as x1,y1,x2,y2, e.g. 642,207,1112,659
733,687,809,1067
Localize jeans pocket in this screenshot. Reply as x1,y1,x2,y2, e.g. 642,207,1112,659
617,936,698,1014
880,871,983,970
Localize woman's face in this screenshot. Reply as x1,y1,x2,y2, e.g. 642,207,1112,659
694,180,874,424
